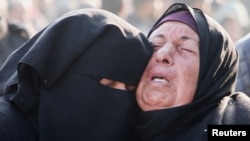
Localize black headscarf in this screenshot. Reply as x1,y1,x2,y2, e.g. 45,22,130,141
0,8,153,140
134,3,238,140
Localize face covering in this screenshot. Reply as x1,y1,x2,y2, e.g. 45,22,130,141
0,8,153,141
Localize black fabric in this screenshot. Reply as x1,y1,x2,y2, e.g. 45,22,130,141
0,96,36,141
133,3,241,141
0,8,152,141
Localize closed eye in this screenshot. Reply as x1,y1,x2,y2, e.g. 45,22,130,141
150,42,162,52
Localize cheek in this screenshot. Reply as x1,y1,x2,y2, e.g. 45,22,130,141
140,57,154,78
177,59,199,102
189,61,199,92
136,59,153,94
190,59,199,76
180,58,199,85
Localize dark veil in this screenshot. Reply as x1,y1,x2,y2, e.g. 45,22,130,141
0,8,152,141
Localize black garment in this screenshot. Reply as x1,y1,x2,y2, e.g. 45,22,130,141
0,96,36,141
0,8,152,141
132,3,250,141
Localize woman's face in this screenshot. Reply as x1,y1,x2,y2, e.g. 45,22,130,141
136,21,200,111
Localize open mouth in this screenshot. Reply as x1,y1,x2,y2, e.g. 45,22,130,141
151,75,169,83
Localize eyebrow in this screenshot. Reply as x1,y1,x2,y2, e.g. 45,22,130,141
180,35,199,42
153,34,165,38
149,34,165,41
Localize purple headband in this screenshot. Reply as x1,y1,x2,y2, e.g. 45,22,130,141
153,10,198,33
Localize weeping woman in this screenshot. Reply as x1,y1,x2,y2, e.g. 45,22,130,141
134,3,250,141
0,8,153,141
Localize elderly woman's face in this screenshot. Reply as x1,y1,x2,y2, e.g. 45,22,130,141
136,21,200,111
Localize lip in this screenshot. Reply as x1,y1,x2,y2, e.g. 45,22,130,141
148,66,170,85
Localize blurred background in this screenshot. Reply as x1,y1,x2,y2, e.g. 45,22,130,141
0,0,250,65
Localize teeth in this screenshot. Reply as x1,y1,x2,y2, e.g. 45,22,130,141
153,78,167,82
152,76,168,82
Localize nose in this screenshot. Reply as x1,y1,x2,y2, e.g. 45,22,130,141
155,44,174,65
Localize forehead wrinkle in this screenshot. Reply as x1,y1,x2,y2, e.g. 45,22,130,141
149,21,199,45
149,29,197,43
